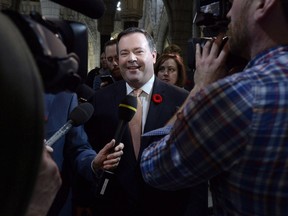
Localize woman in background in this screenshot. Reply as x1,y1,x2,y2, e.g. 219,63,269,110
155,54,187,88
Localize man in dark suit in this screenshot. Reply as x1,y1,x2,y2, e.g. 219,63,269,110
44,92,124,216
84,27,207,216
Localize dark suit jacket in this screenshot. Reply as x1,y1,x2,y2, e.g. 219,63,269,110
84,78,207,216
44,92,98,216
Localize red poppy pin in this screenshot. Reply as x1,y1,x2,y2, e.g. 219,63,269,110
152,94,163,104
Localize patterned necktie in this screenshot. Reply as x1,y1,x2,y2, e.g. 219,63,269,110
129,89,143,159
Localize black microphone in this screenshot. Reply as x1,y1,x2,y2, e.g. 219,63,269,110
45,102,94,147
97,95,137,196
114,95,138,145
51,0,106,19
76,83,96,103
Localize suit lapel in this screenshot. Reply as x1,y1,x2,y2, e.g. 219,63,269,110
144,78,168,133
112,80,127,110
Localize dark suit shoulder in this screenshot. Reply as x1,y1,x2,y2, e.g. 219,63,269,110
153,78,189,103
91,80,125,103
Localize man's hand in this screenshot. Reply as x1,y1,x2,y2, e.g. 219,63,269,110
167,36,230,126
92,139,124,171
100,81,109,88
194,36,230,89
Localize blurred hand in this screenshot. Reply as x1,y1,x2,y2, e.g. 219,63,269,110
45,145,54,153
194,36,230,88
100,81,109,88
92,139,124,171
43,139,53,153
25,148,61,216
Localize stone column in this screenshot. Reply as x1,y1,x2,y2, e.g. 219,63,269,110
120,0,143,29
40,0,60,18
97,0,117,51
163,0,193,65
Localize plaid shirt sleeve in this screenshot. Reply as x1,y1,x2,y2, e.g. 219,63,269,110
140,78,253,190
141,125,173,137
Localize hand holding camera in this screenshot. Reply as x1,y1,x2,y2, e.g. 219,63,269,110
100,75,115,88
194,35,230,87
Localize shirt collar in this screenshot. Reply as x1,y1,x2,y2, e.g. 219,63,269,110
245,45,288,70
126,74,155,95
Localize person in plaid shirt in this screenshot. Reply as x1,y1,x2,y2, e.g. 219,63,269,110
140,0,288,215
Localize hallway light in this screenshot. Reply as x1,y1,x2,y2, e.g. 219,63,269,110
117,1,121,11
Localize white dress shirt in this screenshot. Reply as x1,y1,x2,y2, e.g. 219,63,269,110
126,75,155,133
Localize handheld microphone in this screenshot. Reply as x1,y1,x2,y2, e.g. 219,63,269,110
45,102,94,147
114,95,138,146
97,95,137,196
76,83,96,103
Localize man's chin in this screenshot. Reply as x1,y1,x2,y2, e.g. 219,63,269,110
125,76,140,84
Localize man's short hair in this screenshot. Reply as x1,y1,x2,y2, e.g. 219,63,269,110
116,27,156,53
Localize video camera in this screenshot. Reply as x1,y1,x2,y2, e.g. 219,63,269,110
2,10,90,93
194,0,231,32
2,0,105,94
188,0,247,72
188,0,231,69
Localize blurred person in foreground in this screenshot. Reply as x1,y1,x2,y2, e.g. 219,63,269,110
26,148,61,216
140,0,288,215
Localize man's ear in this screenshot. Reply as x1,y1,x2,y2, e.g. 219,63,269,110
152,50,157,64
254,0,277,20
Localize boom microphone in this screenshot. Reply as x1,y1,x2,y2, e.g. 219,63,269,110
45,102,94,147
51,0,106,19
97,95,137,196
